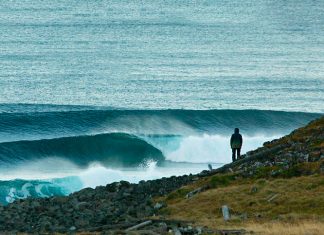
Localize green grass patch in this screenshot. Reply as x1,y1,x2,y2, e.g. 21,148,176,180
166,188,192,201
280,162,321,178
256,179,268,185
254,166,280,178
209,174,236,188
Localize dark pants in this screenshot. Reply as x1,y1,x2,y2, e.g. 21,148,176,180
232,148,241,162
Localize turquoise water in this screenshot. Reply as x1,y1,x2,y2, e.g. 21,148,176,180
0,0,323,112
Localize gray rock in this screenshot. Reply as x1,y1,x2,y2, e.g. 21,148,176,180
30,201,41,208
154,202,166,210
251,186,258,193
74,201,89,210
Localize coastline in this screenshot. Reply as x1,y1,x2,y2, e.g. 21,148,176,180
0,116,323,234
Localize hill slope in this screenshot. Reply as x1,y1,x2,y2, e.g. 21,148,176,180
156,116,324,234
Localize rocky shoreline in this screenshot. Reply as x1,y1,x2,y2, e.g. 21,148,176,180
0,174,202,233
0,169,250,234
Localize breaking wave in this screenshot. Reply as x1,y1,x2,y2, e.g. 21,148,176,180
0,133,164,168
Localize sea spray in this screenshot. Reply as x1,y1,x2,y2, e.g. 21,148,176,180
77,161,222,188
164,134,280,163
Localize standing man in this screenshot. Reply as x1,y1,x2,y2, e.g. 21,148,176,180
230,128,243,162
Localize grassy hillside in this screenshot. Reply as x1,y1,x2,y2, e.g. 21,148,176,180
154,117,324,234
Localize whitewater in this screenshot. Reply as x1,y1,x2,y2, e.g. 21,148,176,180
0,1,324,204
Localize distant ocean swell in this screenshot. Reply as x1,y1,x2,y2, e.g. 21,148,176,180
0,107,320,142
0,105,321,204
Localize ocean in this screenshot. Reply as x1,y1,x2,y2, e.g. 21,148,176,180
0,1,323,204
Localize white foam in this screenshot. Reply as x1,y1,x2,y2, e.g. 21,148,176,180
5,185,31,203
35,184,47,197
78,161,220,188
165,134,279,163
0,157,81,180
21,183,32,197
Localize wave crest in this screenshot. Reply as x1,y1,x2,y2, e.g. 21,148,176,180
0,108,320,143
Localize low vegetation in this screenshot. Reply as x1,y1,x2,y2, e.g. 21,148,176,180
156,173,324,234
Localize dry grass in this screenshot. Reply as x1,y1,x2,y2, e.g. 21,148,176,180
157,174,324,231
244,221,324,235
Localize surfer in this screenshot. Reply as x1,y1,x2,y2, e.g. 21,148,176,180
230,128,243,162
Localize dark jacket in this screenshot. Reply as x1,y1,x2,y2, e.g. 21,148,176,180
230,128,243,149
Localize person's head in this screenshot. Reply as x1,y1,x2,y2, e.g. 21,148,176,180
234,128,239,134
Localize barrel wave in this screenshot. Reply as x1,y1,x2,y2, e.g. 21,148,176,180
0,133,164,168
